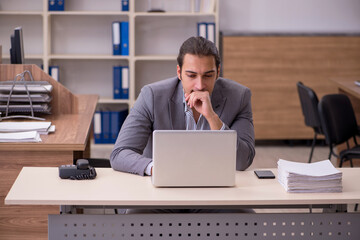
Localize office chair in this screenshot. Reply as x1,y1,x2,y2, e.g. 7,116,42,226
296,82,324,163
318,94,360,167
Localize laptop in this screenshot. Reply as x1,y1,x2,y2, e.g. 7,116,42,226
152,130,237,187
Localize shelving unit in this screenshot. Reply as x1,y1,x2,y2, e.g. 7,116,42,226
1,0,219,149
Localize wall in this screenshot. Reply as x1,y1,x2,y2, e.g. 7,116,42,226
219,0,360,33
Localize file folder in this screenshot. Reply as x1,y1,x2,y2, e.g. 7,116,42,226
113,66,122,99
48,0,65,11
207,23,215,43
102,111,111,144
110,111,120,143
197,22,207,39
121,66,129,99
112,22,121,55
93,111,102,144
57,0,64,11
48,0,57,11
49,66,59,81
122,0,129,11
120,21,129,56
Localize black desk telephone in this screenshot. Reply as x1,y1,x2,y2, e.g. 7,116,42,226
59,159,97,180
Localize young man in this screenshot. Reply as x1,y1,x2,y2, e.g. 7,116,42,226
110,36,255,176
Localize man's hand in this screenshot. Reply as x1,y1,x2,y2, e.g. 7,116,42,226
185,91,212,117
185,91,223,130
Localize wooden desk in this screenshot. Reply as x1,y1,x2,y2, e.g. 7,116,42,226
332,78,360,123
0,65,98,240
6,167,360,207
5,167,360,239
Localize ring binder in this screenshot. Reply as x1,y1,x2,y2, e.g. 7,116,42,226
0,70,53,121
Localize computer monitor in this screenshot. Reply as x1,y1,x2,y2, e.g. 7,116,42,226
10,27,24,64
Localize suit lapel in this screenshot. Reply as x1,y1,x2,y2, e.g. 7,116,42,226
211,82,227,119
169,80,186,130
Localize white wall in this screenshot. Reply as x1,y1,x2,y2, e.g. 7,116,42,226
219,0,360,33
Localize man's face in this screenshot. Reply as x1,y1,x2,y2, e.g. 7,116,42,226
177,54,219,96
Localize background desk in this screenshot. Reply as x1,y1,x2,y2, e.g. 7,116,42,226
0,64,98,239
5,167,360,239
332,78,360,167
332,78,360,123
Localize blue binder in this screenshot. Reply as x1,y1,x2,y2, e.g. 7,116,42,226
120,66,129,99
197,22,207,39
207,22,215,43
93,111,102,144
110,111,120,143
113,66,122,99
120,21,129,56
48,0,57,11
112,22,121,55
49,66,59,81
57,0,65,11
102,111,111,144
122,0,129,11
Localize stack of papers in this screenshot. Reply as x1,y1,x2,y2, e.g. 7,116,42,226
0,131,41,143
277,159,342,193
0,122,55,135
0,93,52,103
0,81,53,93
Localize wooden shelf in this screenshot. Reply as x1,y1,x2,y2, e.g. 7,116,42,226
2,54,44,60
0,0,219,111
48,11,129,16
49,54,130,60
98,98,130,104
135,55,177,61
134,12,216,17
0,11,43,15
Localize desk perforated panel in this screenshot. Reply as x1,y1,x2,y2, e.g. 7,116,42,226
49,213,360,240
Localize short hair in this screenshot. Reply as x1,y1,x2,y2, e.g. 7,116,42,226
177,36,220,71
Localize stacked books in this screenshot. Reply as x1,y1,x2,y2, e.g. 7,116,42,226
277,159,342,193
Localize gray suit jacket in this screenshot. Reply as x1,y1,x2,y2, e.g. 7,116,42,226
110,77,255,176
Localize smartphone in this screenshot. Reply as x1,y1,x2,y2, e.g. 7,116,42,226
254,170,275,179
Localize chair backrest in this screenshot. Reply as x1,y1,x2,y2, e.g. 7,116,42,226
296,82,322,133
318,94,358,145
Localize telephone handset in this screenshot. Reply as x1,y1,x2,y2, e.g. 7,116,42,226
59,159,97,180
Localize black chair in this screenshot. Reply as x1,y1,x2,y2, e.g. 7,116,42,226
296,82,324,163
318,94,360,167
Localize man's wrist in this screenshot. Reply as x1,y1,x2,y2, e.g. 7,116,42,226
206,112,223,130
